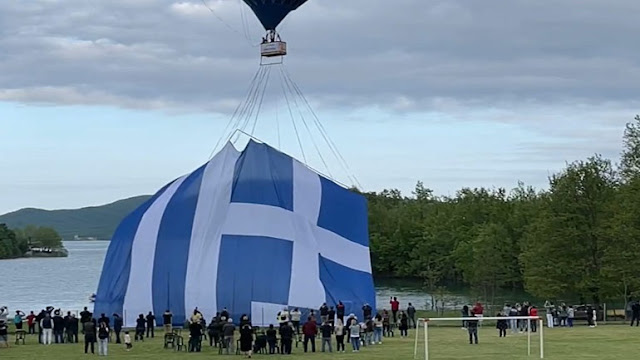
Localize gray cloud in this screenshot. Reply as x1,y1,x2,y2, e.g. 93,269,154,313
0,0,639,113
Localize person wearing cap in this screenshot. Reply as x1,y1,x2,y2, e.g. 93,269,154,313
222,318,235,354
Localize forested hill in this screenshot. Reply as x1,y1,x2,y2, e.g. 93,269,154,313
0,196,151,240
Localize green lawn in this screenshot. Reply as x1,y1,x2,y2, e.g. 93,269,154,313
0,325,638,359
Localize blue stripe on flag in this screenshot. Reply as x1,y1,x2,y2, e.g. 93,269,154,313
216,235,293,322
319,254,376,319
93,181,175,321
152,164,207,325
317,177,369,247
231,140,293,211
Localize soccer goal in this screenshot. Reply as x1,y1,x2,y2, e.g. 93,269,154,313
414,316,545,360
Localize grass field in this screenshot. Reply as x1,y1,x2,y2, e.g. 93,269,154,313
0,325,638,359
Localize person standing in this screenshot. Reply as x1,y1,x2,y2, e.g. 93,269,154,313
374,314,383,344
266,324,277,354
390,297,400,324
467,312,479,344
544,301,554,328
280,322,294,355
631,302,640,326
335,319,345,352
13,310,24,330
320,320,333,352
302,317,317,353
135,314,145,341
67,314,79,343
222,318,235,354
567,305,575,327
290,308,301,334
162,310,173,334
496,313,507,337
349,319,361,352
239,322,253,357
145,311,155,338
113,314,123,344
529,306,539,333
40,313,54,345
83,318,96,354
52,310,65,343
319,303,329,324
336,301,345,323
26,311,36,334
461,305,469,329
407,303,416,329
98,322,109,356
328,306,336,326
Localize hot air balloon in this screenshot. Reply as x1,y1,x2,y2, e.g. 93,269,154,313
242,0,310,58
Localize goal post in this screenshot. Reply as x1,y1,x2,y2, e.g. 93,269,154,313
414,316,544,360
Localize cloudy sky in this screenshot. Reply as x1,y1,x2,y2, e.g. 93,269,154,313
1,0,639,214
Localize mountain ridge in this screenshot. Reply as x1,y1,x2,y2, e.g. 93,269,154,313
0,195,152,240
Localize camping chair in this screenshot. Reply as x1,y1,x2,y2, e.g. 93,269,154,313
175,335,186,352
163,332,176,348
15,330,27,345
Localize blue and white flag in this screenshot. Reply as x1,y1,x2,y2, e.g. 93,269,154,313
94,140,376,326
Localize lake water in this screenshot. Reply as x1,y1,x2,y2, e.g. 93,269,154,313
1,241,518,313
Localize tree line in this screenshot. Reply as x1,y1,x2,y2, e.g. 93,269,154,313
363,115,640,306
0,224,63,259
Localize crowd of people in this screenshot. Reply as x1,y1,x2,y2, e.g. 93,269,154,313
169,297,416,357
0,297,418,356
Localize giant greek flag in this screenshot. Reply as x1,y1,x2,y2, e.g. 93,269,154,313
94,140,376,326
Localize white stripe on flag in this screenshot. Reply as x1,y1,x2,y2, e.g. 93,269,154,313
184,143,240,320
288,161,325,309
122,175,188,327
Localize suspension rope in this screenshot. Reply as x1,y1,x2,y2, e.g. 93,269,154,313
234,65,270,143
209,65,264,158
200,0,260,48
250,65,272,136
281,66,361,188
278,66,333,179
278,66,307,164
226,65,267,145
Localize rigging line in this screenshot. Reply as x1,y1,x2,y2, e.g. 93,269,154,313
282,67,362,188
278,65,307,164
280,68,356,186
234,65,269,145
226,65,267,146
278,66,333,179
200,0,259,48
275,92,281,149
239,1,252,43
221,65,266,148
238,64,268,136
250,65,272,136
209,65,264,158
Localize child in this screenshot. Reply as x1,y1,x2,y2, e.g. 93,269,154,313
124,331,132,351
496,313,507,337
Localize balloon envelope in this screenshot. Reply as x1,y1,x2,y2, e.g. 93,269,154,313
243,0,309,31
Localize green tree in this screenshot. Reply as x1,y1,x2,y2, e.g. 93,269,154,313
520,156,617,303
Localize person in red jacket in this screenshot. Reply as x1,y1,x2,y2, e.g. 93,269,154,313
529,306,538,332
472,302,484,318
390,297,400,323
26,311,37,334
302,317,317,353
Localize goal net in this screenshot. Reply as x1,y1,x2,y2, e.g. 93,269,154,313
414,316,545,360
